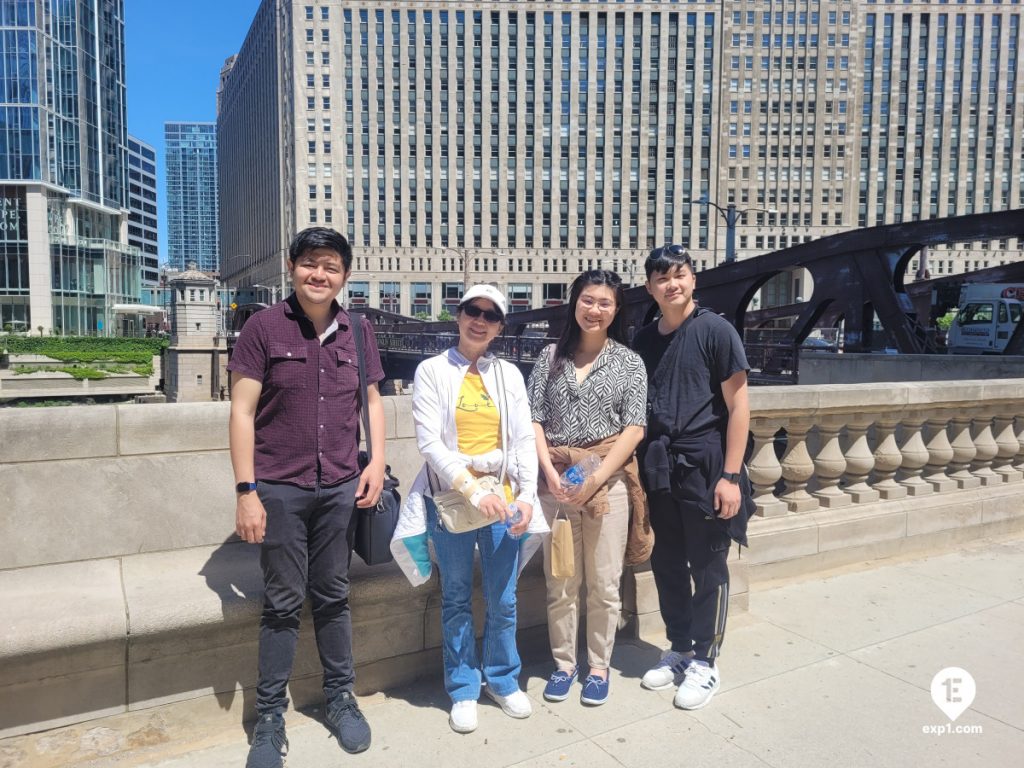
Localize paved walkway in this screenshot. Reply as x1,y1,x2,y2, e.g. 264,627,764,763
7,535,1024,768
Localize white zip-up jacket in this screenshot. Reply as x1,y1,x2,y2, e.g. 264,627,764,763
390,347,549,586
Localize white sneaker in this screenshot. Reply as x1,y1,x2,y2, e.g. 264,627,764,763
641,649,695,690
485,688,533,719
674,662,720,710
449,700,478,733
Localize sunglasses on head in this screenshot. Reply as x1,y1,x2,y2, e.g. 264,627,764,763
462,303,503,323
653,244,688,257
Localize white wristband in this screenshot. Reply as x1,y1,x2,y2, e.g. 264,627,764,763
469,487,500,508
451,469,477,497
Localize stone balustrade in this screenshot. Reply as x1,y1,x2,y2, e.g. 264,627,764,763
746,380,1024,518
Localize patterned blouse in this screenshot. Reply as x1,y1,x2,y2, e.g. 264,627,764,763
527,340,648,447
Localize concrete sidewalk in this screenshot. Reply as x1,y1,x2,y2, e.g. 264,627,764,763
6,535,1023,768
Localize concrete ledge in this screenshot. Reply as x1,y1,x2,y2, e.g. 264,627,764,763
0,405,117,463
798,353,1024,385
0,453,236,569
0,561,127,737
118,402,231,455
2,485,1020,737
742,484,1024,584
0,541,595,738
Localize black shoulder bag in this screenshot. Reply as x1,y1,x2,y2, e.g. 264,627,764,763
351,313,401,565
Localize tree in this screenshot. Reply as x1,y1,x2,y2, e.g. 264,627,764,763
37,325,44,336
437,309,454,322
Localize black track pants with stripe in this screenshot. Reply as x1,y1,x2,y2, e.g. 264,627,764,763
647,441,732,663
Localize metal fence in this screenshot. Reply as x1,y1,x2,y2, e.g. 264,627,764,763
377,332,556,365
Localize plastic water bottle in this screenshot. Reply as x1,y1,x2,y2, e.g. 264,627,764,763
506,503,523,540
560,454,602,492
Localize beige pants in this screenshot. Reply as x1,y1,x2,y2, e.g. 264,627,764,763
541,474,629,671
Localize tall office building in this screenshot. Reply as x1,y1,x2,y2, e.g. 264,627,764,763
126,136,159,286
218,1,1024,317
165,122,219,273
0,0,142,335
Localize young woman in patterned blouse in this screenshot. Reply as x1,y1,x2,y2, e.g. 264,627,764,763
527,269,649,707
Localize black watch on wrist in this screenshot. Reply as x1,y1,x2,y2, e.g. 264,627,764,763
235,481,258,494
721,471,741,485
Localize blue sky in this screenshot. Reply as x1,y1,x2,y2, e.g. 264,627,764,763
125,1,261,262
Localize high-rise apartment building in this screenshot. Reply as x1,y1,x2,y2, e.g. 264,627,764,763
126,136,159,286
218,1,1024,317
0,0,142,335
165,122,219,273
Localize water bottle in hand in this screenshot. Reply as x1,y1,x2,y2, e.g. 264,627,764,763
560,454,602,493
506,503,523,540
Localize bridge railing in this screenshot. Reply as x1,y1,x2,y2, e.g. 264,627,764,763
378,332,557,365
746,380,1024,518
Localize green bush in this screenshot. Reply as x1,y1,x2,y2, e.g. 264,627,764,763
13,364,109,380
3,336,166,364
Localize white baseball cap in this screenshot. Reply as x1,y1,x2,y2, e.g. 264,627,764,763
459,284,508,317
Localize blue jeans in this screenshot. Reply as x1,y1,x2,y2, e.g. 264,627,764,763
428,501,521,703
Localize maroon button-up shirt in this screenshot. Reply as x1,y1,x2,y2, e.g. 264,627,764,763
227,294,385,488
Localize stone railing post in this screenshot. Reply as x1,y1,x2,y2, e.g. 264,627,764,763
812,416,852,507
992,415,1023,483
872,416,907,500
1015,414,1024,474
969,410,1000,486
842,414,879,503
947,414,981,489
748,419,787,517
922,410,956,493
779,419,818,513
897,413,932,496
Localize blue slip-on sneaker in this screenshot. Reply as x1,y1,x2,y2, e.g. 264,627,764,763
580,674,610,706
543,667,578,702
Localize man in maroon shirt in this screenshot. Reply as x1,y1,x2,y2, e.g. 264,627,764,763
228,227,385,767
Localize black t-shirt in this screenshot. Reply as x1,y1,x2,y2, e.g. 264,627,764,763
632,306,750,440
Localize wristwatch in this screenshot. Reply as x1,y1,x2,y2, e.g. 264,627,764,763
235,481,258,493
721,471,741,485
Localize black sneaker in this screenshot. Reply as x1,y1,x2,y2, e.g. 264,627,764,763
325,690,371,754
246,713,288,768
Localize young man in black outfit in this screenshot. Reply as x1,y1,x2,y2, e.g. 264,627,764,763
631,244,750,710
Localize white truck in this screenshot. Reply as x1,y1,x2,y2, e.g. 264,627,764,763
947,284,1024,354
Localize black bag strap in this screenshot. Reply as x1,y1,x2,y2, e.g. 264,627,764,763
351,311,373,462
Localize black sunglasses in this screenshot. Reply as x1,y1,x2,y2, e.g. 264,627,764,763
462,303,504,324
652,244,688,257
647,243,695,268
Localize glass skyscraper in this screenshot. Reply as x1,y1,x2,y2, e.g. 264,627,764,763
0,0,141,335
126,136,159,286
164,122,219,273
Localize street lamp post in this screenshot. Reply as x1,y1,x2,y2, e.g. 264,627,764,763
686,196,777,263
439,246,472,293
251,284,277,304
441,246,505,293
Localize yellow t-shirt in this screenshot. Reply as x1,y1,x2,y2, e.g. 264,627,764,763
455,372,514,503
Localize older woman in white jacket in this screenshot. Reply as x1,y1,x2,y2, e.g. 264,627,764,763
390,285,548,735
